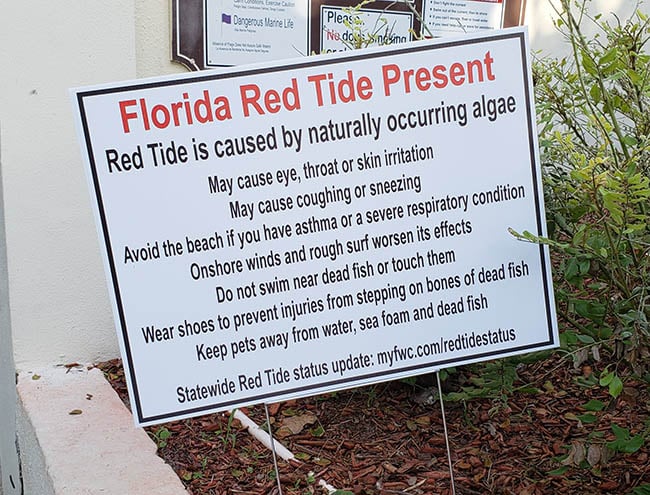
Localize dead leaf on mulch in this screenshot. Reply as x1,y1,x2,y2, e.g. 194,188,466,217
562,442,586,466
587,444,605,467
275,412,318,439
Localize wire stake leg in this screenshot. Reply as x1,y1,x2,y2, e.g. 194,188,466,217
264,403,284,495
436,371,457,495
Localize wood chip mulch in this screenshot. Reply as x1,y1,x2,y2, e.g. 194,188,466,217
98,356,650,495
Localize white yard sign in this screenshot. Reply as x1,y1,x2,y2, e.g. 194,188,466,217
72,28,558,426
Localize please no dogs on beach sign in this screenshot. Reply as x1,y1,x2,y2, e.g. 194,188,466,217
72,27,558,426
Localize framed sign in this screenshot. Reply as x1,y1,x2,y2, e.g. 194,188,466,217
172,0,527,69
310,0,424,54
203,0,309,67
426,0,500,37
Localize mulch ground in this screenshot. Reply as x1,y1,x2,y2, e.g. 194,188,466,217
98,353,650,495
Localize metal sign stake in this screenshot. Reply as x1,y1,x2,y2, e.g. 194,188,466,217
437,371,457,495
265,403,284,495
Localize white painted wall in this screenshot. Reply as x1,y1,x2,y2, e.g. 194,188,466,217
0,1,138,371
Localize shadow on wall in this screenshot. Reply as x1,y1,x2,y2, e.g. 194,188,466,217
527,0,639,57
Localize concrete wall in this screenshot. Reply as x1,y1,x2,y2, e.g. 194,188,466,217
0,2,141,492
0,1,138,372
0,152,19,495
0,0,644,492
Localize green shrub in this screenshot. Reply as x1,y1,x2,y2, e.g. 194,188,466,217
531,1,650,375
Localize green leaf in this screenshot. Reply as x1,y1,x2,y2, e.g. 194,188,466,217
629,483,650,495
574,300,606,323
599,47,618,65
612,423,628,439
548,465,570,476
562,331,578,346
576,334,595,344
577,413,598,424
608,424,644,453
311,425,325,437
599,370,613,386
624,435,644,453
626,69,642,86
622,135,638,147
583,399,605,411
581,52,598,76
564,257,579,279
608,375,623,398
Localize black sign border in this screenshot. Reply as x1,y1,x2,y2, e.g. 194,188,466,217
78,29,553,425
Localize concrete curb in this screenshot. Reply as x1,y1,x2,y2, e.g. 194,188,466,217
16,367,187,495
16,366,339,494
